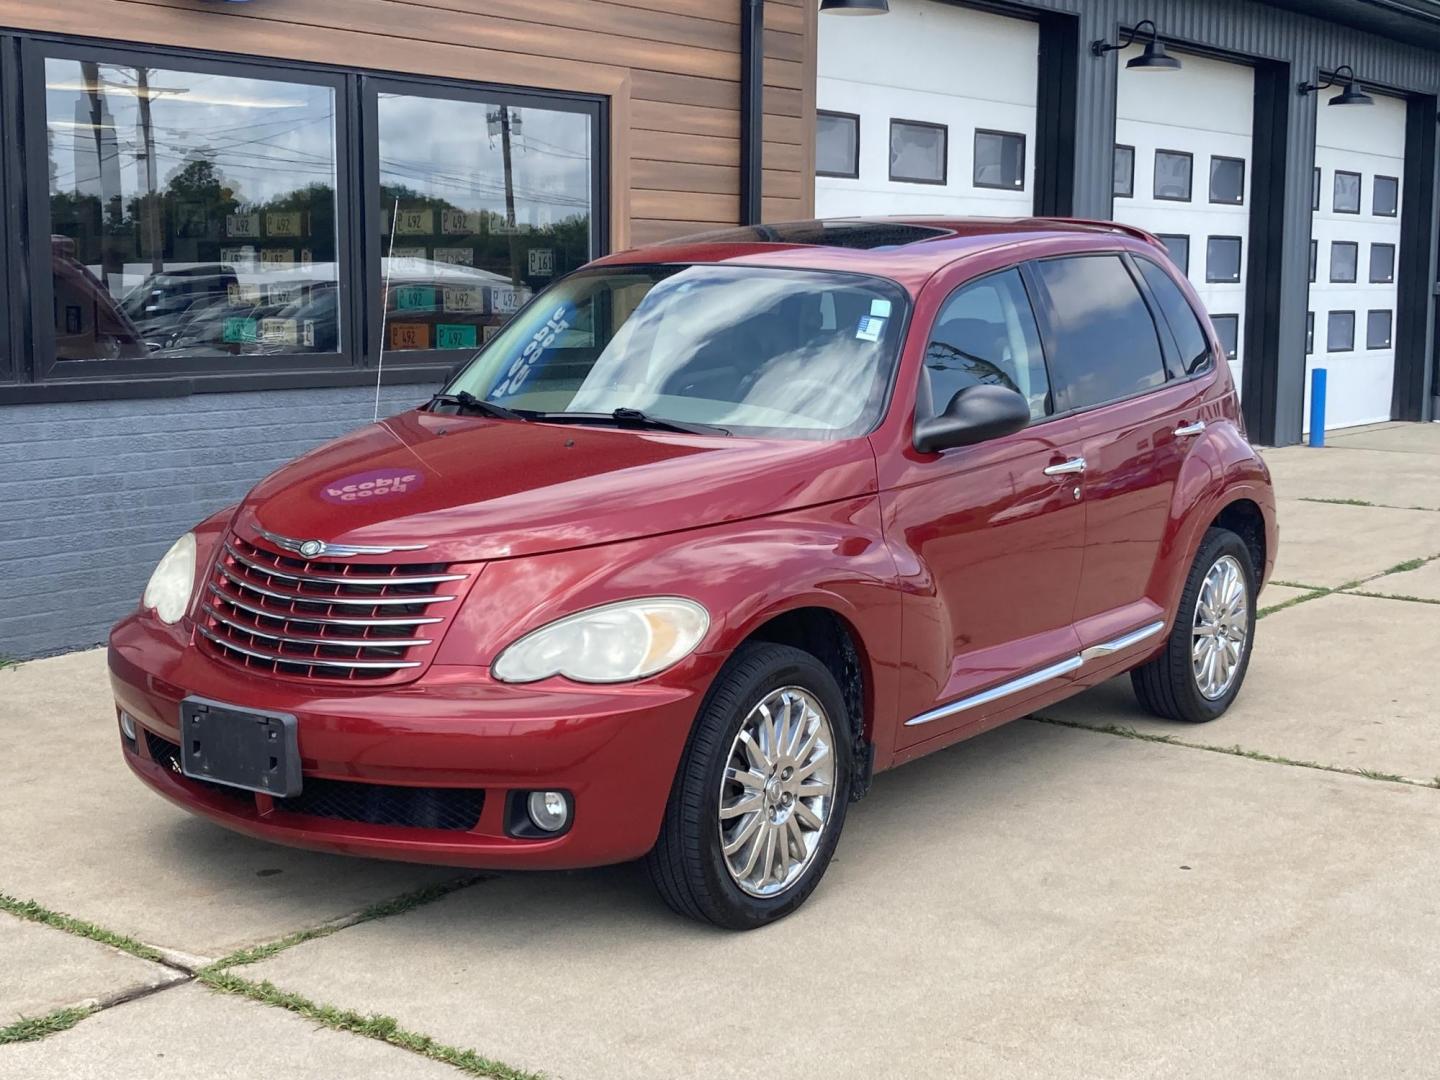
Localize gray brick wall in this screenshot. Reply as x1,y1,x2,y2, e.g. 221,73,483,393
0,381,436,661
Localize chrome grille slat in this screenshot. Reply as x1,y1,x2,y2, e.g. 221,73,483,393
206,585,445,628
197,532,468,683
224,544,465,588
202,605,433,649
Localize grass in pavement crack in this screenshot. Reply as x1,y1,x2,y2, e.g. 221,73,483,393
0,894,169,967
1031,715,1440,789
205,874,484,973
198,970,543,1080
0,1005,96,1045
1349,589,1440,606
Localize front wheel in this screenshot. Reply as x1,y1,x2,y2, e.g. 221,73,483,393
1132,527,1257,723
645,642,852,930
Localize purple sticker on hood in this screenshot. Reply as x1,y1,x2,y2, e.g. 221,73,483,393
320,468,424,505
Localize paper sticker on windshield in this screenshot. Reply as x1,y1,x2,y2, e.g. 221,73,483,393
320,468,424,505
855,315,885,342
869,298,893,319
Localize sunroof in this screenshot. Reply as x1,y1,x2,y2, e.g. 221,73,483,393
660,220,952,250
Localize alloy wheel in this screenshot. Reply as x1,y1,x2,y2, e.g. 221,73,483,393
1191,554,1249,700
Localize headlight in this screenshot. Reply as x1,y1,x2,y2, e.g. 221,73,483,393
492,598,710,684
142,532,197,625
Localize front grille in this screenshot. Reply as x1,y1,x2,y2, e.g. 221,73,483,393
144,732,482,831
198,532,467,683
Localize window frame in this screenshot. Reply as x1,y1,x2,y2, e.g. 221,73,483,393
1113,144,1135,199
0,35,14,385
1312,166,1321,211
816,109,860,180
1327,310,1356,353
1366,308,1393,350
1156,233,1190,275
1372,174,1399,217
1208,154,1246,206
1369,242,1396,284
1309,239,1318,283
1205,235,1244,284
1153,149,1194,202
1305,311,1314,355
971,128,1026,191
888,117,948,186
1333,169,1362,214
360,73,607,370
1209,313,1240,363
1329,240,1359,284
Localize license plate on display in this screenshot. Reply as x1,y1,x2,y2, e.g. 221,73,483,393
179,697,302,797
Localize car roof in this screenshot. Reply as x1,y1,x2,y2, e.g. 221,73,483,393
594,216,1165,292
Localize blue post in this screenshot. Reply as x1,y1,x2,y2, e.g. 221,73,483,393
1308,368,1327,448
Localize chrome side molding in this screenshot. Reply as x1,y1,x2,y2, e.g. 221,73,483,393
904,620,1167,728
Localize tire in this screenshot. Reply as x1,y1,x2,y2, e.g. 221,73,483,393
1132,527,1258,723
645,642,853,930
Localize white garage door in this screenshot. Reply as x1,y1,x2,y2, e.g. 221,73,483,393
1111,48,1253,396
1304,89,1406,432
814,0,1036,218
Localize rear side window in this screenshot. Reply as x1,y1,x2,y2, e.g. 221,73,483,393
923,268,1051,420
1135,259,1213,376
1032,255,1166,410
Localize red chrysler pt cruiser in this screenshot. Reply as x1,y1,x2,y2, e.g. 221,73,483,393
110,218,1277,929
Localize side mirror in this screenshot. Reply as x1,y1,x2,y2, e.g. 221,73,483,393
913,384,1031,454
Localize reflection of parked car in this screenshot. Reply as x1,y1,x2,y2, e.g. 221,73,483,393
120,265,239,351
51,236,147,361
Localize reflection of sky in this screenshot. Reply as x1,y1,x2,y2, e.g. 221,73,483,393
47,59,336,205
377,93,590,227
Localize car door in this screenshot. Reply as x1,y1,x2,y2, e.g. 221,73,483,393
881,266,1089,751
1027,252,1213,652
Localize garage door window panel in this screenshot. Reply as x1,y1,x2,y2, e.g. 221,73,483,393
1135,257,1213,377
1366,310,1392,350
1157,234,1189,275
1327,311,1355,352
1031,255,1167,411
1372,175,1399,217
1369,243,1395,284
1312,167,1321,211
1306,312,1314,355
1154,150,1193,202
1309,240,1318,283
1208,156,1245,205
1329,241,1358,284
1206,237,1242,284
1333,170,1362,214
817,111,859,179
889,120,947,185
924,268,1051,421
1113,145,1134,198
1211,314,1239,362
973,129,1025,191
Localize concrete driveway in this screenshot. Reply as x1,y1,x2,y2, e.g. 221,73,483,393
4,421,1439,1079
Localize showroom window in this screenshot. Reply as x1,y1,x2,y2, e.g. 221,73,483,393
1208,156,1245,205
1367,309,1392,350
371,83,595,356
1333,170,1361,214
1329,241,1358,283
1113,145,1134,198
1211,314,1239,362
889,119,946,184
1327,310,1355,352
817,111,859,179
1370,243,1396,284
1154,150,1192,201
1206,237,1242,284
973,129,1024,190
1373,175,1399,217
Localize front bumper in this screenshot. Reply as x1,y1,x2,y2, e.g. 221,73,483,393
109,612,720,869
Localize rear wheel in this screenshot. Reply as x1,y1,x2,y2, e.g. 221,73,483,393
646,642,852,930
1132,527,1256,722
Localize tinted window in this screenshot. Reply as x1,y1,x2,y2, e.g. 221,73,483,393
1330,241,1358,283
1209,156,1245,204
973,130,1025,190
1370,243,1396,283
817,112,859,178
1206,237,1242,283
1334,171,1361,213
1327,311,1355,352
1136,259,1211,375
890,120,946,184
1114,145,1135,197
1373,175,1399,216
923,268,1050,421
1157,234,1189,275
1154,151,1192,200
1033,255,1166,410
1211,315,1239,362
1367,309,1392,350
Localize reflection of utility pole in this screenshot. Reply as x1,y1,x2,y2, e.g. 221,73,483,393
135,67,163,274
80,60,123,286
499,105,519,287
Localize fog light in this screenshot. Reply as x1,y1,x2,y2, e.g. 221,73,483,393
526,791,570,833
119,711,137,741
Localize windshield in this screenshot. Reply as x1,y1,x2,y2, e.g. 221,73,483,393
444,264,909,439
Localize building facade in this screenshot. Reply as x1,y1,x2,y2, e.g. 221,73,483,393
1,0,1438,659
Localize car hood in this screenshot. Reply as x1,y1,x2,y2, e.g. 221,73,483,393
237,408,878,563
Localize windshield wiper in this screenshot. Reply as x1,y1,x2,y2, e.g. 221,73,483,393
531,407,730,437
428,390,528,422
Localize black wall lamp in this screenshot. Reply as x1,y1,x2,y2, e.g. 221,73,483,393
1091,20,1182,71
820,0,889,14
1297,65,1374,106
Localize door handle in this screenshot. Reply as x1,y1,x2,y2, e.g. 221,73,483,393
1174,421,1207,437
1043,456,1087,477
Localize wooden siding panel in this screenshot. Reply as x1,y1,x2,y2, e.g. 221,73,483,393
632,100,740,139
633,190,740,222
634,131,742,167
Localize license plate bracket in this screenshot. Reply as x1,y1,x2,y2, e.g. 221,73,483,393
179,696,301,797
